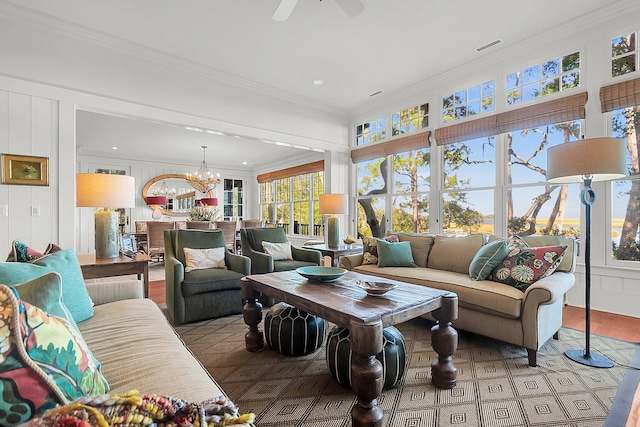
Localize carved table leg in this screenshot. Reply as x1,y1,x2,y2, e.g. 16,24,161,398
349,319,384,427
430,293,458,389
241,278,264,352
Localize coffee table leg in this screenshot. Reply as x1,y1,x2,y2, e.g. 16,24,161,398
431,293,458,389
349,319,384,427
241,279,264,352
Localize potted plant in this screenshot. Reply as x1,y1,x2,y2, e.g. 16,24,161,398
187,205,219,229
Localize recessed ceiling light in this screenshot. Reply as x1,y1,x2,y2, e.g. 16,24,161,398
313,80,323,86
111,146,118,150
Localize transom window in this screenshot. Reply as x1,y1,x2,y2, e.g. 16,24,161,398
392,103,429,135
506,52,580,106
612,32,637,77
442,81,495,123
356,117,386,145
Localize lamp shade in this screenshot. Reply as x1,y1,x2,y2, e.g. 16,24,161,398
198,197,218,206
76,173,136,208
146,196,167,206
319,194,349,215
547,137,627,184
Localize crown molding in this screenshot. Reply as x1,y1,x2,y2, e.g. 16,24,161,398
0,0,348,117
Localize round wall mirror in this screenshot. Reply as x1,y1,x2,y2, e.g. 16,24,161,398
142,174,214,217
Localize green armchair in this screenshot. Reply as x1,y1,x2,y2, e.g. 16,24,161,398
164,229,250,325
240,227,322,275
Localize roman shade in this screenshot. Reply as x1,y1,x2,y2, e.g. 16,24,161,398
350,130,430,164
434,91,588,146
600,76,640,112
257,160,324,183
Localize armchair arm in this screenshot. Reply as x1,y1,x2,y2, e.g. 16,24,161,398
339,253,364,270
292,246,322,265
85,280,144,306
226,252,251,275
164,250,186,325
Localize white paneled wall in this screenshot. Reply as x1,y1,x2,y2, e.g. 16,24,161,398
0,90,59,255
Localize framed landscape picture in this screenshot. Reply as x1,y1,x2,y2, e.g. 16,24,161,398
1,153,49,186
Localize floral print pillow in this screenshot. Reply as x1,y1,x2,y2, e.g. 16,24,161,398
488,245,567,291
362,235,399,265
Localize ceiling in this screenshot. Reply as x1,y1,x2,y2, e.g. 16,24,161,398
5,0,618,169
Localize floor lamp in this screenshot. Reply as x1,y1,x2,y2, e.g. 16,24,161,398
77,173,136,259
546,137,627,368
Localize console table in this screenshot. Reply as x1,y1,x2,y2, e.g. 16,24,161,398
302,243,363,267
77,253,152,297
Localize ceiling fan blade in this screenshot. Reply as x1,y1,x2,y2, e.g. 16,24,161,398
334,0,364,18
273,0,299,21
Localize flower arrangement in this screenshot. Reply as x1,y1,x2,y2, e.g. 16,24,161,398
188,205,219,222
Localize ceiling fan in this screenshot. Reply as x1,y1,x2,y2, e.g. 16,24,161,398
273,0,364,21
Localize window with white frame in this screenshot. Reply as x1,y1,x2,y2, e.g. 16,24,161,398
506,52,580,106
612,32,638,77
392,148,430,233
356,117,386,145
356,158,387,238
611,106,640,262
392,103,429,135
442,81,495,123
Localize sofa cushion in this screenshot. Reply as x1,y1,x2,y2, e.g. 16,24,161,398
469,239,509,281
377,240,417,268
262,241,293,260
427,234,485,274
393,232,435,268
78,298,225,401
183,247,227,271
0,284,108,426
0,249,94,323
362,235,398,265
489,245,567,291
173,229,226,266
521,235,575,273
182,268,244,296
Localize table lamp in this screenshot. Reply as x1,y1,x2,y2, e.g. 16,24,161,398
319,194,348,248
547,137,627,368
77,173,136,259
146,196,167,220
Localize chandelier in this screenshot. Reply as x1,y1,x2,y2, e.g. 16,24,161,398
186,145,221,194
152,180,176,197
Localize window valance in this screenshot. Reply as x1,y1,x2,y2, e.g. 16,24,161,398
256,160,324,183
350,130,431,164
600,77,640,112
434,91,587,146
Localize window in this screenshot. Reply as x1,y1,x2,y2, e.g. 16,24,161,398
356,117,386,145
356,158,387,238
442,81,495,123
259,169,324,237
223,179,243,221
612,32,637,77
392,103,428,135
611,106,640,261
506,52,580,106
506,120,581,237
442,136,495,236
392,148,430,233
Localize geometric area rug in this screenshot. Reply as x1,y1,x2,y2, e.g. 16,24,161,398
173,313,638,427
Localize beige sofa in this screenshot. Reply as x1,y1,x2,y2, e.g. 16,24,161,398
339,233,577,366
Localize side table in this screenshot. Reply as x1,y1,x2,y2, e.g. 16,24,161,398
77,253,152,297
302,243,363,267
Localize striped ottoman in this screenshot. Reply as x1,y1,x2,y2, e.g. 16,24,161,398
325,325,406,390
264,303,327,356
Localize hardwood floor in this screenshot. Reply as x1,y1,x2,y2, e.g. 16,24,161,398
148,278,640,343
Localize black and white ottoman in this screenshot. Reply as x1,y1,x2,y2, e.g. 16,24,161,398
325,325,406,390
264,302,327,356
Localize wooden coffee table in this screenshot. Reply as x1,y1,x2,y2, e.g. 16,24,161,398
241,270,458,427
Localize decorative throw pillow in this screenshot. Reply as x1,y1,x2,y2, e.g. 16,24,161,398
0,249,94,323
377,240,417,268
362,235,399,265
262,241,293,261
183,247,227,272
489,245,567,291
5,239,44,262
0,284,109,426
469,239,509,281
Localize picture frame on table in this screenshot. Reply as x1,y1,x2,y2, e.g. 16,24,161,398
120,234,137,257
1,153,49,186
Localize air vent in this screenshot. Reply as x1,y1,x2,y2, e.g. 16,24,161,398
476,39,502,52
369,90,383,97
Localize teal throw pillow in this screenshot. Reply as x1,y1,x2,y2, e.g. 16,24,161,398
0,249,94,323
377,240,417,268
469,239,509,281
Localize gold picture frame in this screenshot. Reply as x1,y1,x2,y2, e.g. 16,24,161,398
1,153,49,186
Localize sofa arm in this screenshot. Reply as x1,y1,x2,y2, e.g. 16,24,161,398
339,253,364,270
292,246,322,265
85,280,144,306
226,252,251,275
